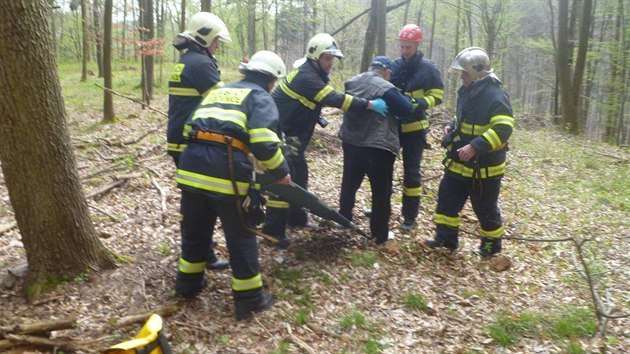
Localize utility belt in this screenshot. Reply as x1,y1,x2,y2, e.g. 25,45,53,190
190,130,251,155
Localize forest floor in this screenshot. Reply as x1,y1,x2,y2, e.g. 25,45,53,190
0,76,629,353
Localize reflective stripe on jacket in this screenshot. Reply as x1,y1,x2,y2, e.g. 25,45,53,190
273,60,370,147
391,51,444,133
443,75,514,178
167,44,223,153
176,79,289,199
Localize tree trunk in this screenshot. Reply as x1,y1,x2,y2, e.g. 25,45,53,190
179,0,186,33
247,0,257,56
606,0,624,142
201,0,211,12
428,0,436,58
571,0,593,134
139,0,154,104
81,0,89,81
103,0,115,122
93,0,103,78
0,1,115,299
557,0,578,132
122,0,128,60
375,0,386,55
360,3,377,73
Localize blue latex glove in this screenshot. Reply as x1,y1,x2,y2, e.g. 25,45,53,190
369,98,389,117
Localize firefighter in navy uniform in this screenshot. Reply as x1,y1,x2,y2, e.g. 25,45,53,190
391,24,444,231
168,12,231,270
168,12,231,165
425,47,514,257
174,51,291,320
262,33,389,248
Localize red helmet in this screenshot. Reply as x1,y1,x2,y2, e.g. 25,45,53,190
398,24,423,43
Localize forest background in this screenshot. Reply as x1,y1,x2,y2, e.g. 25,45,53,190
0,0,628,353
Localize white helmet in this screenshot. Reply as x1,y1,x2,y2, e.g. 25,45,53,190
239,50,287,79
305,33,344,60
181,12,231,48
448,47,493,81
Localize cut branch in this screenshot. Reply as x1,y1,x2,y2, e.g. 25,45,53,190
95,83,167,117
331,0,409,36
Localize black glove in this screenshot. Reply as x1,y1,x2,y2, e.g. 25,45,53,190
242,188,266,227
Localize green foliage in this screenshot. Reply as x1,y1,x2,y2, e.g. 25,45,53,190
486,307,597,348
565,339,586,354
402,293,428,312
349,251,379,267
269,340,289,354
363,337,386,354
295,308,309,325
549,307,597,339
339,310,367,330
216,335,229,345
272,267,303,283
485,312,539,346
156,242,171,256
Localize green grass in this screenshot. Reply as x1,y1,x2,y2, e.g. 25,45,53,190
349,251,379,267
402,293,429,312
485,307,597,348
295,308,310,325
339,311,368,330
485,312,539,346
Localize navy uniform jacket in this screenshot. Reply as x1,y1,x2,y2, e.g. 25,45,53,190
167,43,223,155
273,60,370,148
443,75,515,179
177,77,289,200
391,51,444,133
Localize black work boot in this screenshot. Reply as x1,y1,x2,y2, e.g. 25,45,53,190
175,272,207,299
234,291,275,320
477,237,502,257
424,236,458,251
206,253,229,270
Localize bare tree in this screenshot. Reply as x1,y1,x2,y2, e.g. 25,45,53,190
0,1,116,299
201,0,211,12
103,0,115,122
247,0,257,56
93,0,103,77
375,0,386,55
138,0,155,104
80,0,89,81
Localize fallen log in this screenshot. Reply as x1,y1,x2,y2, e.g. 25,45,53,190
0,317,76,337
111,304,180,328
3,334,80,352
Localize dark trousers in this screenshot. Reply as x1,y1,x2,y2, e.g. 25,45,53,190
339,143,395,244
179,190,261,298
399,131,425,222
434,173,503,247
263,149,308,238
172,154,219,262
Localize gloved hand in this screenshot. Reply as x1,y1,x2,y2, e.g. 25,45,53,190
242,188,266,227
369,98,389,117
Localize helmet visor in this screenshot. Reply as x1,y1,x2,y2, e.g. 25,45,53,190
322,48,344,59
